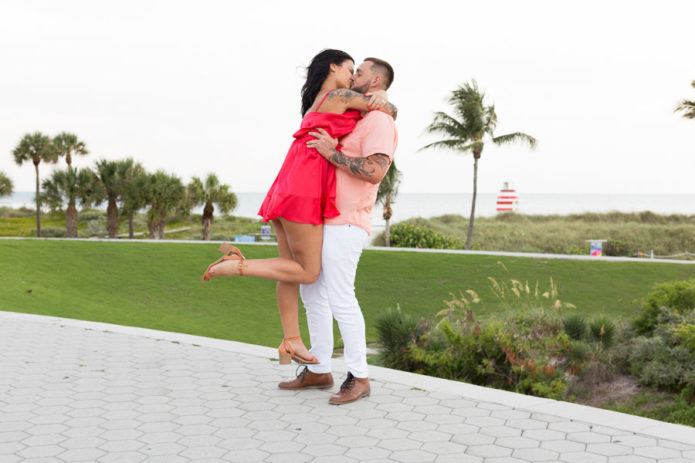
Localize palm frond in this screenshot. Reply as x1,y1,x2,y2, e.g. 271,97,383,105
675,99,695,119
492,132,537,149
419,138,474,152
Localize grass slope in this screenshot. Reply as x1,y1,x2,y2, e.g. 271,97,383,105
1,240,693,347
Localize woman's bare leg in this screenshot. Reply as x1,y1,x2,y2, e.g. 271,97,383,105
206,218,323,361
273,219,310,360
208,221,323,284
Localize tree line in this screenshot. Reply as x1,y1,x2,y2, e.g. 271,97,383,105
6,131,237,240
2,78,693,246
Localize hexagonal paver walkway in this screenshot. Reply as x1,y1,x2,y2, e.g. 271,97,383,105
1,311,694,463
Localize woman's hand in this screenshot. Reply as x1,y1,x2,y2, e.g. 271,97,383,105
365,90,388,110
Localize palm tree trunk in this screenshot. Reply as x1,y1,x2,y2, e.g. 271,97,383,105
383,195,393,247
65,200,78,238
157,219,166,240
34,162,41,237
202,202,214,241
128,214,134,239
465,156,479,250
106,197,118,238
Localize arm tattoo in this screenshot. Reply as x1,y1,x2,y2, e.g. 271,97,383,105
328,149,389,181
328,89,397,118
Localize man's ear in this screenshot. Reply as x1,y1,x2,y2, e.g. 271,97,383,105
372,74,382,88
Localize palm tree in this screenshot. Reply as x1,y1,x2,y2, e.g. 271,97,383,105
0,172,13,198
376,160,402,247
12,132,59,237
120,161,147,239
53,132,88,166
675,80,695,119
95,159,133,238
141,171,185,239
187,174,238,240
41,167,99,237
420,80,536,249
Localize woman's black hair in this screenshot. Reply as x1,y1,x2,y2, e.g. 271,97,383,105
300,49,354,116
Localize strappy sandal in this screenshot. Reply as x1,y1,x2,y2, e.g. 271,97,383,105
278,336,319,365
201,242,246,283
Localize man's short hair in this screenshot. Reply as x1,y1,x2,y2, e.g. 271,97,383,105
364,57,394,90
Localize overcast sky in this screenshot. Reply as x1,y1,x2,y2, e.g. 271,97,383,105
1,0,694,195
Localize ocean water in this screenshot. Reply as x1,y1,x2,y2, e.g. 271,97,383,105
4,192,695,230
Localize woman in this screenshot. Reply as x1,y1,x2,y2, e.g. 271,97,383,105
202,49,396,365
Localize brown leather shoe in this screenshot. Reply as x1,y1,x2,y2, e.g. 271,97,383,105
278,366,333,390
328,372,370,405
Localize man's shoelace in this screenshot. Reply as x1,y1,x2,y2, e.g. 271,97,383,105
339,372,355,392
295,365,308,379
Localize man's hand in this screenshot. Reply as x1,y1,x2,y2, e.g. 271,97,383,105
306,128,338,160
307,128,390,184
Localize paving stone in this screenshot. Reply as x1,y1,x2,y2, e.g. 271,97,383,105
541,439,586,453
559,451,607,462
604,456,655,463
389,449,438,462
380,438,422,451
421,441,467,454
522,428,565,441
452,432,496,446
512,447,559,461
633,446,682,459
612,435,657,447
586,442,632,456
480,425,522,438
58,448,107,461
466,444,513,458
435,454,482,463
496,436,541,449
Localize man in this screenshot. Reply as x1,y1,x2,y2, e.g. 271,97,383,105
278,57,398,404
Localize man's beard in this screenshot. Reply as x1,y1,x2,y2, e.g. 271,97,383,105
351,82,370,94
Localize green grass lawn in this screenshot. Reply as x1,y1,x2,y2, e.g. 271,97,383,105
1,239,693,348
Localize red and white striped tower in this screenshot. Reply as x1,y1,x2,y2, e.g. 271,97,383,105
496,181,519,213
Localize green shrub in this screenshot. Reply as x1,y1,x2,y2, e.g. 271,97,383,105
389,223,463,249
604,240,631,256
374,306,424,370
38,227,66,238
565,340,591,374
377,289,574,401
634,279,695,334
589,316,616,347
78,211,105,223
563,314,588,340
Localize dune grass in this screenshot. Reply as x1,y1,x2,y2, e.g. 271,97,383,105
376,212,695,257
1,239,693,348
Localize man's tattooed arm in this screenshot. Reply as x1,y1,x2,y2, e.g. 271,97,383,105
327,149,390,184
327,89,398,119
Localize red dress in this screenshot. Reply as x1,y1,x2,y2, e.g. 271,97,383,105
258,93,361,225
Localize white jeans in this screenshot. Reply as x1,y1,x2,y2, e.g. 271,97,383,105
300,224,368,378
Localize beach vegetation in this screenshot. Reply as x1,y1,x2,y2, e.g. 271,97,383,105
140,170,185,239
375,274,695,426
376,160,402,247
41,167,100,237
53,132,89,167
0,172,13,198
186,173,238,241
419,80,536,250
378,212,695,259
12,132,59,237
675,79,695,120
